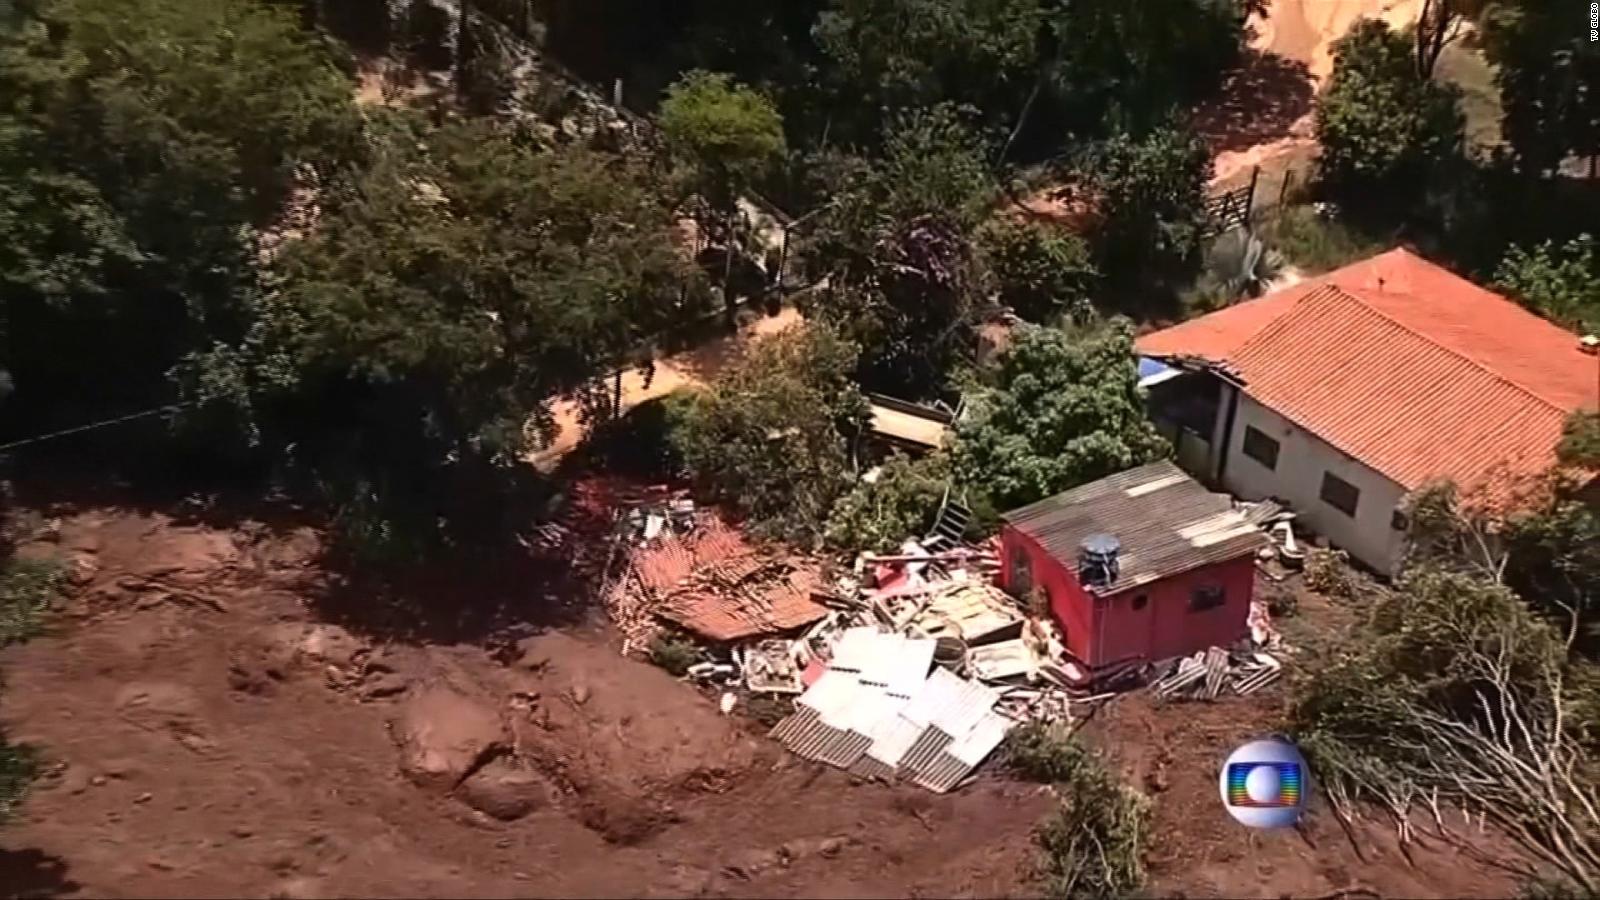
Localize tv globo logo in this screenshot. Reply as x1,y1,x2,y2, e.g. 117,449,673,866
1219,737,1310,829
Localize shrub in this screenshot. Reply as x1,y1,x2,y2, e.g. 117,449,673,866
824,452,951,554
0,557,64,646
647,634,700,677
1006,720,1091,783
1032,740,1150,899
1258,205,1385,275
584,390,697,479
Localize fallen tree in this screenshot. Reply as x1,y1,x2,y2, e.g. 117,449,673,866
1292,555,1600,892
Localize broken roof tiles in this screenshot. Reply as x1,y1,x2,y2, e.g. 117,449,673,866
618,511,829,642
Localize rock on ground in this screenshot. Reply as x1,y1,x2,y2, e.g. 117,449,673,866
392,683,507,791
454,757,551,821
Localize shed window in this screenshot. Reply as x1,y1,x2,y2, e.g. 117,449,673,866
1189,584,1225,612
1241,426,1280,470
1391,508,1409,532
1320,472,1361,517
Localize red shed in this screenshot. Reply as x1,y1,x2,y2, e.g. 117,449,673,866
998,460,1268,672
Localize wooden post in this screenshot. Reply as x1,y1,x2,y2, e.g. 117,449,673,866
1245,165,1260,227
1278,168,1294,211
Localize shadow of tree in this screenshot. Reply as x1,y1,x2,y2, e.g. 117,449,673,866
1192,49,1316,155
0,847,80,899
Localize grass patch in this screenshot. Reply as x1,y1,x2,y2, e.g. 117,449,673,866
0,556,61,827
1258,205,1386,276
0,741,38,825
0,557,64,646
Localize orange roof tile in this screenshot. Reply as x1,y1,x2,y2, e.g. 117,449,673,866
1136,248,1599,504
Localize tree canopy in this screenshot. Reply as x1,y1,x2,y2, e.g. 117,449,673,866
191,113,700,554
659,70,787,210
954,320,1169,513
0,0,362,430
1481,0,1600,177
1315,19,1464,212
1495,233,1600,333
674,325,868,545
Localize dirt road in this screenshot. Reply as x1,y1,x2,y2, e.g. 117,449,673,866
527,307,802,471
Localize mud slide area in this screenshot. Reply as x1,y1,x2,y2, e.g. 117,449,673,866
1204,0,1427,185
0,508,1045,898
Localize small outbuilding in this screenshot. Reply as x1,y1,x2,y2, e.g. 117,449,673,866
998,460,1268,673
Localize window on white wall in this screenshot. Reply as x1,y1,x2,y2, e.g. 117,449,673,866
1241,425,1280,470
1320,471,1360,517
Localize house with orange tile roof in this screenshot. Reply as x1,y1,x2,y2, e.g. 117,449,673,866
1135,247,1599,572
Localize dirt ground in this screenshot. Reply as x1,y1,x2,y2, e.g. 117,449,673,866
0,504,1046,899
0,497,1535,899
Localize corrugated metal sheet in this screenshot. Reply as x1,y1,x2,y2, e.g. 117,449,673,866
776,634,1014,792
947,711,1012,767
827,627,884,673
898,727,955,782
1000,460,1267,594
911,751,971,794
859,635,936,697
862,713,926,769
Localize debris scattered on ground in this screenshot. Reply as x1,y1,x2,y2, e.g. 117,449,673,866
1151,646,1283,700
602,506,828,652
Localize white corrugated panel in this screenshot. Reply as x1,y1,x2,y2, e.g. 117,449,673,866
845,681,906,735
860,635,935,697
929,676,999,738
828,627,885,673
863,714,926,768
898,667,967,728
946,711,1013,767
799,670,861,723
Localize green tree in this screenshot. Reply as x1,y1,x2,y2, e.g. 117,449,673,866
219,114,699,554
660,70,788,210
824,451,951,553
0,0,361,430
954,320,1168,512
1559,411,1600,470
1078,125,1211,300
978,217,1097,323
812,0,1041,146
1495,234,1600,332
1481,0,1600,177
812,0,1252,155
1314,19,1464,211
675,325,868,545
801,106,995,396
659,70,785,318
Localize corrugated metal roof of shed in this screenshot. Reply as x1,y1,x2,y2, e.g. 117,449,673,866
1000,460,1267,594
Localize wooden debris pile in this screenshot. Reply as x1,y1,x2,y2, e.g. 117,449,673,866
1152,647,1283,700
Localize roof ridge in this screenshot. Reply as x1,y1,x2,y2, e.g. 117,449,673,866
1254,284,1573,417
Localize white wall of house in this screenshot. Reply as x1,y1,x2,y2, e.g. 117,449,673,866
1220,393,1409,573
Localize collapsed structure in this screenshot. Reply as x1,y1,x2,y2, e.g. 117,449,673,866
598,466,1289,792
